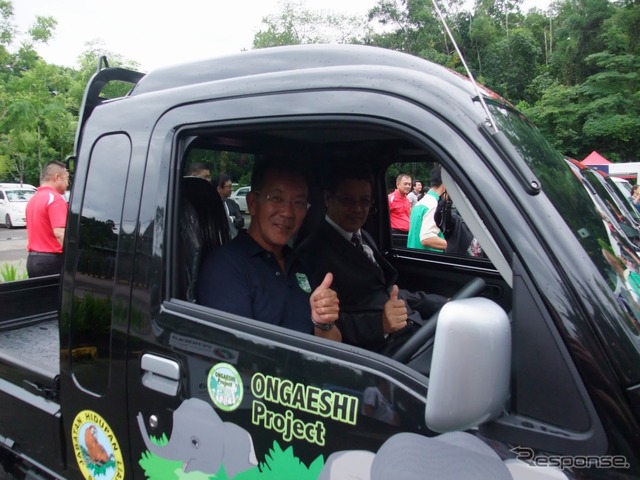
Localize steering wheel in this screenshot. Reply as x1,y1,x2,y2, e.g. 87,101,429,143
388,277,486,363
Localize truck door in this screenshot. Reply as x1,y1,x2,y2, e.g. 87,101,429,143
60,132,144,479
123,86,616,478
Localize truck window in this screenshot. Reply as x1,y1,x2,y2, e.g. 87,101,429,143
66,134,132,394
162,118,608,452
388,162,488,260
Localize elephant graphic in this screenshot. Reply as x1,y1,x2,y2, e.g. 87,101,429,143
137,397,257,477
216,382,238,406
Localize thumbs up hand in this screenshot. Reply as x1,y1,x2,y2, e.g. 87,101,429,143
311,272,340,325
382,285,408,333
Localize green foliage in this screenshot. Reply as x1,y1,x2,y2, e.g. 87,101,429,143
482,28,542,102
256,441,324,480
0,0,639,177
150,433,170,446
81,444,117,478
70,293,112,339
0,261,27,282
138,439,322,480
138,450,184,480
253,0,371,49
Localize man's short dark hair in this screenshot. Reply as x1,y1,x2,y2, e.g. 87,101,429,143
186,162,209,177
396,173,411,184
42,161,67,182
323,161,374,194
430,164,443,187
216,173,232,189
251,155,310,192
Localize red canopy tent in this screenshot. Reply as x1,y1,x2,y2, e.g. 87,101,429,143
581,151,612,175
582,151,638,180
582,151,611,167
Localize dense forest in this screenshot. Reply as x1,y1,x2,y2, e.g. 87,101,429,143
1,0,638,186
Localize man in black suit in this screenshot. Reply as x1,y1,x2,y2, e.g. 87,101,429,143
216,173,245,238
296,164,447,353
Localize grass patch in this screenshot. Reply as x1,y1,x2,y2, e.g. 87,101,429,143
0,262,28,282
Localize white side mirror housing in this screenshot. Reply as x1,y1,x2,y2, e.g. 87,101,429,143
426,297,511,432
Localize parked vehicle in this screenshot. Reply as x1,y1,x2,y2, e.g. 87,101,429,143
0,46,638,480
230,186,250,212
0,183,36,228
611,176,633,196
566,157,640,249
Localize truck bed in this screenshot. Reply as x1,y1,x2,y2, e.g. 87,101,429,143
0,280,63,476
0,276,60,388
0,319,59,379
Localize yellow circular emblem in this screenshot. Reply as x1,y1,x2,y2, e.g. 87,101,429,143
71,410,125,479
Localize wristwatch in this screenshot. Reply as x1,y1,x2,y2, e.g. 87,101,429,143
311,319,334,331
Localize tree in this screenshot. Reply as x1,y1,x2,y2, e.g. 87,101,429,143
253,0,371,48
0,2,69,184
482,28,542,103
520,83,584,156
0,60,76,183
579,52,640,161
366,0,453,65
549,0,614,85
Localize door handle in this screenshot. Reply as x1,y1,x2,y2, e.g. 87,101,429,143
140,353,181,396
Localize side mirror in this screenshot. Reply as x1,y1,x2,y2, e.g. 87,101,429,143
425,297,510,432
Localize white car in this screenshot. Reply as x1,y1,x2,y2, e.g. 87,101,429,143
0,183,37,228
611,176,632,197
230,186,250,212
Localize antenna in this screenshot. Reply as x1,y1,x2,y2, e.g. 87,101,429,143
430,0,499,133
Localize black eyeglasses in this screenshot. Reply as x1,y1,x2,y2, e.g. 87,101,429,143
255,191,310,212
333,195,372,209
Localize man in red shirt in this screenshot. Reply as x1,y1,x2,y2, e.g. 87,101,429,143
25,161,69,277
388,173,412,233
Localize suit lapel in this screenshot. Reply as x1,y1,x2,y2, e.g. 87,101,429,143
361,229,398,285
320,220,389,285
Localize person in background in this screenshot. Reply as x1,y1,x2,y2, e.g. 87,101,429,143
25,161,69,277
197,157,341,341
296,163,446,352
216,173,244,238
388,173,412,234
434,191,484,257
629,185,640,213
407,180,424,208
186,162,212,180
407,165,447,252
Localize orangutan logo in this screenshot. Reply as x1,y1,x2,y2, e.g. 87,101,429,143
72,410,124,479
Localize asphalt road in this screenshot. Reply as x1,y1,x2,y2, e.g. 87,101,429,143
0,227,27,258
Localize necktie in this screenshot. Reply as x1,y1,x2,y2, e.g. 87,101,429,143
351,232,364,251
352,232,379,266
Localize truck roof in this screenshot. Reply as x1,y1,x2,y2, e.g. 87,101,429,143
76,44,513,160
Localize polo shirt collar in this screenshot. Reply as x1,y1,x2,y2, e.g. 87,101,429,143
235,229,293,260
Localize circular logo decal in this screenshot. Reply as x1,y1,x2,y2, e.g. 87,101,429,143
71,410,124,479
208,362,243,411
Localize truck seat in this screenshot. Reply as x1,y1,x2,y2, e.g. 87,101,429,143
179,176,231,301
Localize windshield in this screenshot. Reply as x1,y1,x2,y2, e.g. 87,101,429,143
488,103,640,337
5,189,35,202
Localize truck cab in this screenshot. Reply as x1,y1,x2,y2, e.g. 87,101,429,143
1,45,639,479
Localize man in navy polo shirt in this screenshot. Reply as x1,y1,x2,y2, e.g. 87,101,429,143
196,158,341,341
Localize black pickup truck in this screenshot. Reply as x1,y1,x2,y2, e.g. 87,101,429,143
0,45,638,480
